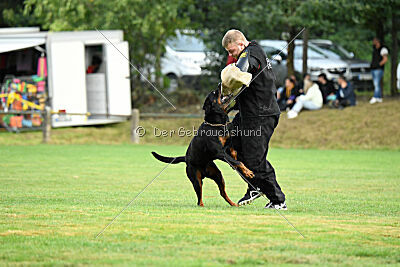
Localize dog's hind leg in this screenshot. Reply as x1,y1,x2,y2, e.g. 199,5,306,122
186,165,204,206
205,161,238,207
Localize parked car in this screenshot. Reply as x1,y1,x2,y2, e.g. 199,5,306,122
310,39,373,91
258,39,349,87
161,32,209,91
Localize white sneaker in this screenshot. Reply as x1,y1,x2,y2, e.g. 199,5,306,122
376,98,383,103
287,110,298,119
369,97,377,104
265,201,287,210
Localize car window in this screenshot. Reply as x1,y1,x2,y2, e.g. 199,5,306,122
167,35,206,52
294,45,327,59
313,43,352,59
262,46,287,60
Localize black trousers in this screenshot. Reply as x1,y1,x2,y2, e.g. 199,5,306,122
231,113,285,203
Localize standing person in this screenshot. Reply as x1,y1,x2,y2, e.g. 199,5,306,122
86,55,102,74
370,37,388,104
221,29,286,210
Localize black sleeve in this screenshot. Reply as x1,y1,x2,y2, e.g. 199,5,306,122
248,55,260,74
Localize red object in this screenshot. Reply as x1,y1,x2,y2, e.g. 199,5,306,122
87,66,95,73
32,114,42,126
10,116,23,128
226,55,237,65
13,100,23,111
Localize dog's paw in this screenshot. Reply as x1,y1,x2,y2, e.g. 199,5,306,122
244,169,255,178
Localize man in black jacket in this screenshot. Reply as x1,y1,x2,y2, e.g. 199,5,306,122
221,29,286,210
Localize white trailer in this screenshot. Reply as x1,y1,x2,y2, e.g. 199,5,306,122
0,27,131,127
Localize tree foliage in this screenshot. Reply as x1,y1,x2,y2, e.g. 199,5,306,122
2,0,398,98
15,0,191,89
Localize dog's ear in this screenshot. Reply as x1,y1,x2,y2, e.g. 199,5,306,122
202,96,212,113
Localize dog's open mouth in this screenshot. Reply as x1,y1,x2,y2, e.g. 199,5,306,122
219,83,234,110
221,95,232,104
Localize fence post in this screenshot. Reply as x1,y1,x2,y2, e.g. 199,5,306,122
131,108,140,144
42,106,51,143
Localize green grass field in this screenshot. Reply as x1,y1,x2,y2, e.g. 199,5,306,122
1,144,399,266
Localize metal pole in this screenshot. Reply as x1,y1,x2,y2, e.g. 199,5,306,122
131,108,139,144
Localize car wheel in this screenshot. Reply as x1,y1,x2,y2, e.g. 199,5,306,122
167,74,178,93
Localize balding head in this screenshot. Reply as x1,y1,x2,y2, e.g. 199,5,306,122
222,29,249,59
222,29,247,48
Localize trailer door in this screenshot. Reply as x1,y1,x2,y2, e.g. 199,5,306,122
49,41,87,125
104,41,131,116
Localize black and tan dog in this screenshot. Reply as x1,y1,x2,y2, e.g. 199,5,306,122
152,88,254,206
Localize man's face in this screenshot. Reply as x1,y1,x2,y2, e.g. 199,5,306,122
318,76,326,84
373,38,380,48
225,41,245,59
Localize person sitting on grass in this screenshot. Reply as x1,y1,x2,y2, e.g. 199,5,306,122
332,75,356,109
317,73,337,105
287,77,323,119
277,77,300,111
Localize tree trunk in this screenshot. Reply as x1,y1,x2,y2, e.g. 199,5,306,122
154,40,162,88
287,27,296,77
375,18,385,42
390,8,399,96
302,28,309,76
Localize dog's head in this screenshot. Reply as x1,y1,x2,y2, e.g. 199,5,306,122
202,86,229,125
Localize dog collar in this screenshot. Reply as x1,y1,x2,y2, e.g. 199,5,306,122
204,121,231,127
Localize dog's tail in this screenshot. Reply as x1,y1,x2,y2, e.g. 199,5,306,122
151,152,186,164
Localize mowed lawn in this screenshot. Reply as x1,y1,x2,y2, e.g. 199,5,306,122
1,145,399,266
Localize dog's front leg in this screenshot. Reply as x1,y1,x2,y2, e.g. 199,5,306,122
216,151,255,179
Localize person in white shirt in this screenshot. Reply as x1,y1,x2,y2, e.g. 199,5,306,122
287,76,323,119
370,37,389,104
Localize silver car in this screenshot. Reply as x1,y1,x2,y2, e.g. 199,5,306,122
310,39,373,91
259,39,349,87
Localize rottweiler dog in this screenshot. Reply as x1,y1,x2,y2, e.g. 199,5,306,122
152,88,254,207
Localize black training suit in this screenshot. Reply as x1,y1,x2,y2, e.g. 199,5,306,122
232,41,285,203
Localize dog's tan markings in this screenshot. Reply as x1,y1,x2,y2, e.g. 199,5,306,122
196,170,204,206
218,136,229,147
230,148,238,160
217,95,222,105
236,162,254,178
